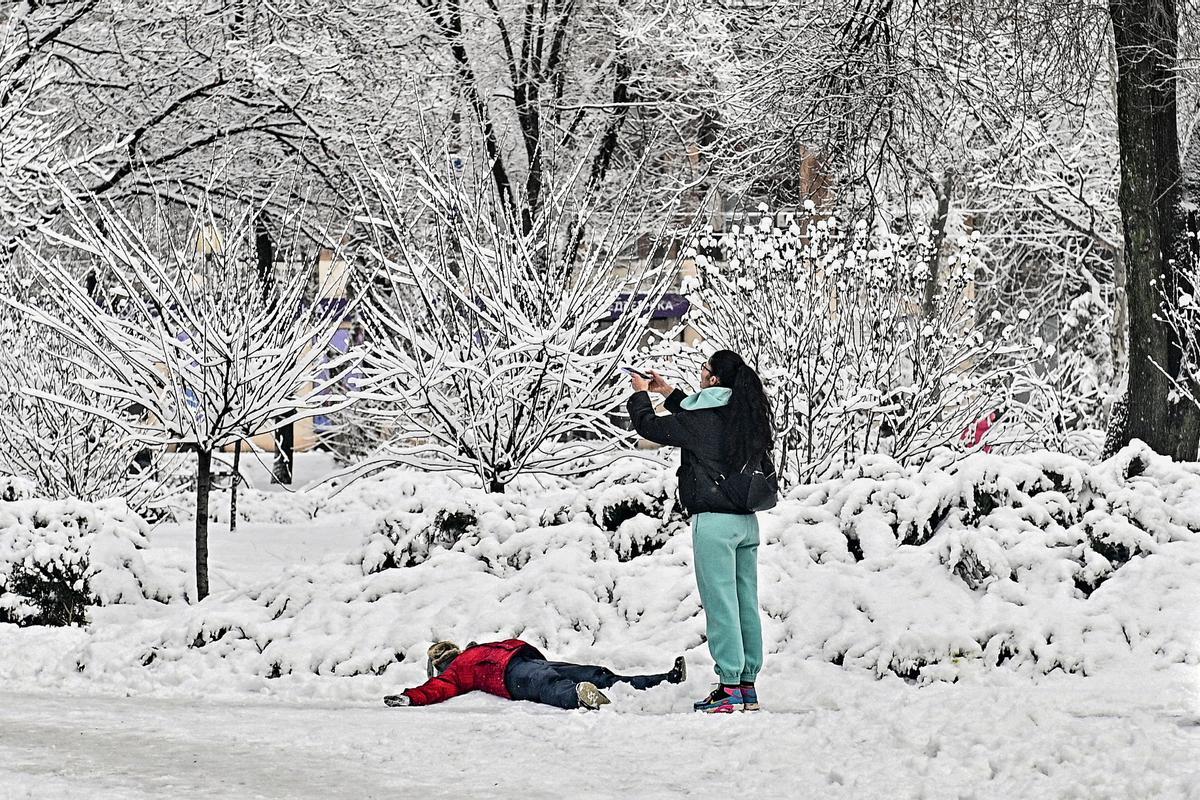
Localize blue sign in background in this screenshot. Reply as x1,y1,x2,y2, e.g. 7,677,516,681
606,293,689,321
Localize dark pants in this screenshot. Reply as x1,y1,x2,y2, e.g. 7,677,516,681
504,655,672,710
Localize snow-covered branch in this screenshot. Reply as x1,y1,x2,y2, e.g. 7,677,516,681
5,191,366,598
682,207,1053,482
351,155,686,492
0,306,180,517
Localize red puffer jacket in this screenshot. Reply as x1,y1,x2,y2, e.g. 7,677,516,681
402,639,543,706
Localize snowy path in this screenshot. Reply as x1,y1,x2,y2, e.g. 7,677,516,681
3,683,1199,799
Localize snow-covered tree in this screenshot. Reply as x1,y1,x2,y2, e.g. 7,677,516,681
351,156,683,492
0,0,409,254
682,208,1050,482
1049,289,1116,432
406,0,731,226
0,306,179,517
7,195,364,599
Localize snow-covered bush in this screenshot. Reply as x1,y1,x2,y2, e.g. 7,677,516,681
22,444,1197,692
1050,288,1115,432
352,157,681,492
0,498,184,626
775,441,1200,678
353,463,678,574
579,456,684,559
0,476,36,502
681,211,1051,482
357,491,485,573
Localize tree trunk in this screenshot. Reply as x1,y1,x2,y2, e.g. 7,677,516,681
195,449,212,601
230,439,241,534
922,174,953,319
1110,248,1129,384
488,476,505,494
1108,0,1200,459
273,421,293,485
254,213,273,297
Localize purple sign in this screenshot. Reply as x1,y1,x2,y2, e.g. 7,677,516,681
607,293,690,321
314,327,356,431
296,297,351,320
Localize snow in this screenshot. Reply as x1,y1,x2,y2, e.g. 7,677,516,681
0,498,185,624
2,449,1200,796
1,674,1198,798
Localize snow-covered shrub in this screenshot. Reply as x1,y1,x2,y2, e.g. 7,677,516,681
353,462,683,576
7,446,1199,691
0,476,35,502
680,211,1051,482
0,498,184,626
0,310,181,518
579,456,686,560
1049,288,1115,432
352,158,683,493
785,441,1200,678
357,493,484,573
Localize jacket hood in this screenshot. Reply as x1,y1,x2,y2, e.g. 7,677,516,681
680,387,732,410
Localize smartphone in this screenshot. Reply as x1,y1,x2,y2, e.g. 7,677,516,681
620,366,653,379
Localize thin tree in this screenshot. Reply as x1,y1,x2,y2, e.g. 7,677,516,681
8,194,363,599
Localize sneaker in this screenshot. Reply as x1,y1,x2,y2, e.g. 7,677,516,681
576,681,611,710
693,686,742,714
667,656,687,685
739,685,759,712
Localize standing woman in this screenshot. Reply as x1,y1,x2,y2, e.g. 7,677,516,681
627,350,776,714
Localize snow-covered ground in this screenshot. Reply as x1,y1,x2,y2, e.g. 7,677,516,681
3,450,1200,798
3,670,1198,799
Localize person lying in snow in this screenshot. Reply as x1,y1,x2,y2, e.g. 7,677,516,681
383,639,686,710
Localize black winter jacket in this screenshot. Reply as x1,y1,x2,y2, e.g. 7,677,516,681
627,389,748,516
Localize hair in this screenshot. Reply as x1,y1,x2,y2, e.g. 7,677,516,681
428,641,461,674
708,349,773,468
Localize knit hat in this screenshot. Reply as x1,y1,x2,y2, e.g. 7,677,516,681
426,641,462,677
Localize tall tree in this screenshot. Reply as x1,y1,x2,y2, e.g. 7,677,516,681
411,0,728,226
1108,0,1200,458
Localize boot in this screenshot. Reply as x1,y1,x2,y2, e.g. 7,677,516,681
576,681,611,710
667,656,687,684
693,685,742,714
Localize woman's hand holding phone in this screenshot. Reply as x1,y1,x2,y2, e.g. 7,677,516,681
647,371,673,397
623,366,672,396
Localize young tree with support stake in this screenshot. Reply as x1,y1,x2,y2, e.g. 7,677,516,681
8,196,364,600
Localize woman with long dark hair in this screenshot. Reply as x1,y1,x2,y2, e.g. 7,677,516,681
627,350,776,713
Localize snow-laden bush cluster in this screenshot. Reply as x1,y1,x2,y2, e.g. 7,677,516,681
355,457,683,573
779,442,1200,679
0,497,185,626
677,211,1054,483
22,444,1196,692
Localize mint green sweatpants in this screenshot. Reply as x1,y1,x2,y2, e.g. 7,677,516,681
692,512,763,685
